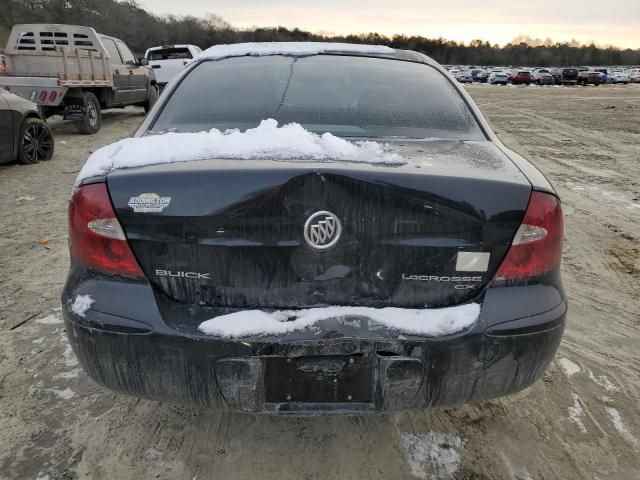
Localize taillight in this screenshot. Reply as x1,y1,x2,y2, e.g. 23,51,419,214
493,191,563,281
69,184,144,278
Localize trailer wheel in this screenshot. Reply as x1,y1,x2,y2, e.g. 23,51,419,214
144,84,159,114
75,91,101,134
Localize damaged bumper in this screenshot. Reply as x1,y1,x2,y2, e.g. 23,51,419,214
62,269,566,414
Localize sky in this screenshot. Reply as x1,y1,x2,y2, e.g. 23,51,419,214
138,0,640,49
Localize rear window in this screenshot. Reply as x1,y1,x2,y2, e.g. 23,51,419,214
148,48,192,61
101,38,122,63
151,55,484,140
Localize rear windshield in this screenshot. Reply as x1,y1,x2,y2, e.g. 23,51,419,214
148,48,192,61
151,55,485,140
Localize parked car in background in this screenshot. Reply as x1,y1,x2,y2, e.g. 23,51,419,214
531,69,554,85
577,71,604,86
628,69,640,83
594,68,608,82
607,71,630,84
0,88,54,164
551,67,579,85
455,70,474,83
509,70,532,85
63,43,565,413
144,44,202,92
476,70,490,83
0,24,158,134
470,69,485,82
488,71,509,85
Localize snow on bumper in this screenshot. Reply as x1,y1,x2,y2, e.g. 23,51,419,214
197,304,481,338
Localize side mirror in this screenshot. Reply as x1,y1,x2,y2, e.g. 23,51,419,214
139,58,149,66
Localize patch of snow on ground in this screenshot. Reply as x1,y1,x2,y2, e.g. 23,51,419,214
401,432,465,479
48,387,76,400
63,344,79,367
568,392,587,433
196,42,394,61
198,303,480,338
564,181,640,211
606,407,637,444
75,119,405,185
144,447,163,462
558,357,581,376
32,337,46,345
36,314,62,325
588,369,617,391
71,294,94,317
53,368,81,380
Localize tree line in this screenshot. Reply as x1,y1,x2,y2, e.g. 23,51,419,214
2,0,639,66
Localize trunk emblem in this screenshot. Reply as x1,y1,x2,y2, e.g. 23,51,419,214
304,211,342,250
128,193,171,213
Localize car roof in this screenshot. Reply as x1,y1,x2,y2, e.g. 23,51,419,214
148,45,198,50
194,42,429,65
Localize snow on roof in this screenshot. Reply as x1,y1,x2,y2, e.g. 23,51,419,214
75,119,404,185
196,42,395,61
198,303,481,338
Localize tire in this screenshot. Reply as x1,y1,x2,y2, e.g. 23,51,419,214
144,84,159,114
17,117,54,165
74,91,101,134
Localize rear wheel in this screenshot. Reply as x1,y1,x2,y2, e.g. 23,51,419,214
18,117,54,164
74,91,101,134
144,84,159,113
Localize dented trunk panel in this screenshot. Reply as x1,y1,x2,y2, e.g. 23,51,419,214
107,140,532,309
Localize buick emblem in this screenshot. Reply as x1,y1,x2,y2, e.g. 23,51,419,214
304,211,342,250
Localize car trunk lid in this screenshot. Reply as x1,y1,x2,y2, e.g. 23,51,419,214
107,139,532,309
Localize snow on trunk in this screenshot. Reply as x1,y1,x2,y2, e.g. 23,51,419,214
75,119,405,186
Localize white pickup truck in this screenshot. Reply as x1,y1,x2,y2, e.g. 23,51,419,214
0,24,158,133
144,44,202,92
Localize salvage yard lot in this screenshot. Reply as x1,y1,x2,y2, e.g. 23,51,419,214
1,85,639,479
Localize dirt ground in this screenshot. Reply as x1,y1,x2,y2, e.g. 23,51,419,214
0,85,639,480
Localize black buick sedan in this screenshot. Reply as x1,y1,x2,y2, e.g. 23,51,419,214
62,43,565,414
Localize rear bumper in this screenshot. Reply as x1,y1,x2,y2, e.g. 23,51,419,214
64,313,564,413
62,269,566,414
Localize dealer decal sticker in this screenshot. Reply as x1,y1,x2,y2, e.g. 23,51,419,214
128,193,171,213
